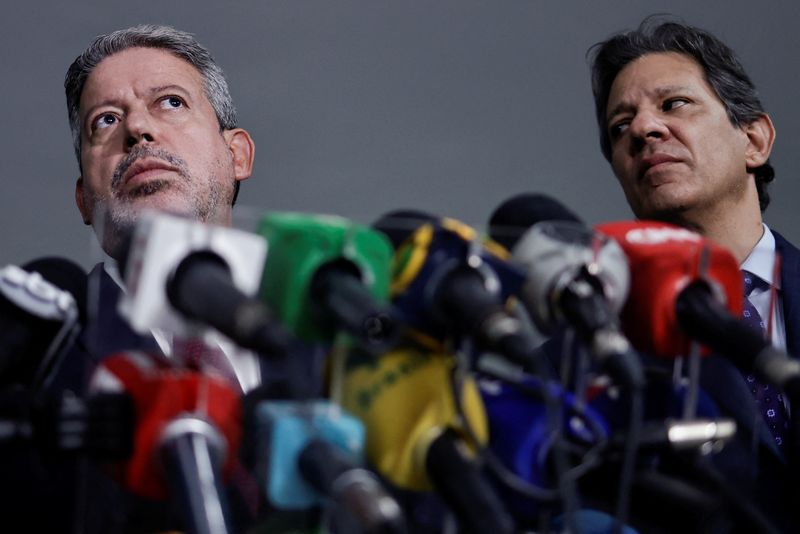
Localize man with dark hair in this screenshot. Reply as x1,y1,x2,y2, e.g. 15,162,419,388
589,16,800,530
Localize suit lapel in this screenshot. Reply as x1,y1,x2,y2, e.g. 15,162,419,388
773,230,800,356
85,263,163,361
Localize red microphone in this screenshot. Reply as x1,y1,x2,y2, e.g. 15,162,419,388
89,351,242,533
594,220,742,359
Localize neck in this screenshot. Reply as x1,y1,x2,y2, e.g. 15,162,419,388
654,177,764,264
666,193,763,264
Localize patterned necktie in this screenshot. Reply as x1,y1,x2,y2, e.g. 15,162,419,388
171,336,261,516
741,270,788,449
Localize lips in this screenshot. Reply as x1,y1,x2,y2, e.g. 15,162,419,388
122,159,177,187
638,153,683,181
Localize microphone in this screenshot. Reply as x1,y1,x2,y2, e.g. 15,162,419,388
255,212,396,349
487,193,641,389
477,373,610,526
341,345,515,534
245,399,406,533
0,258,86,390
118,211,291,357
379,214,538,373
488,194,645,531
89,351,242,534
488,192,582,251
594,221,745,361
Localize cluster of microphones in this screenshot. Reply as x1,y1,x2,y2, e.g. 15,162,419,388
2,193,799,533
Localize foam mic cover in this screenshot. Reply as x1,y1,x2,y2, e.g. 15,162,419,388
256,212,395,347
119,211,269,345
389,218,532,369
341,347,487,491
595,221,743,359
341,347,515,534
488,192,582,251
511,220,630,336
479,376,609,521
88,351,242,500
247,399,407,533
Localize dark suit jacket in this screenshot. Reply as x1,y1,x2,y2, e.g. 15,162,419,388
9,262,329,533
534,229,800,532
2,264,178,533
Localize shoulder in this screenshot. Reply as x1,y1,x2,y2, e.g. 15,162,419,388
771,228,800,257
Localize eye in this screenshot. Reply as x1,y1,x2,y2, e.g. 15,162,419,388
160,96,185,109
663,98,689,111
608,120,630,140
92,113,118,130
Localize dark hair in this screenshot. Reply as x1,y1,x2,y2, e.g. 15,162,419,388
589,16,774,211
65,24,241,203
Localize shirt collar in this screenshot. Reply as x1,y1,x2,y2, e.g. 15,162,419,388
741,223,780,290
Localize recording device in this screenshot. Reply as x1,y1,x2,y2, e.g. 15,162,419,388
0,386,133,460
255,212,395,348
89,351,242,534
118,211,290,357
487,194,647,530
341,345,515,534
595,221,744,360
488,193,641,388
247,399,406,533
488,192,583,251
477,374,610,525
588,220,798,534
384,215,539,373
0,258,86,389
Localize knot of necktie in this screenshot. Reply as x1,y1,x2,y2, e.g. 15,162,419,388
742,269,765,299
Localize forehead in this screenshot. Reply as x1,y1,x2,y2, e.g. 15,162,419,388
607,52,717,111
79,47,205,113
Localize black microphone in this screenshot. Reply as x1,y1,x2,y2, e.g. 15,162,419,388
298,437,406,534
0,258,86,389
488,193,643,389
488,192,582,251
677,281,800,397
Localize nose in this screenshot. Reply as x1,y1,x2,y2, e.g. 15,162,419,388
628,110,670,152
124,107,157,149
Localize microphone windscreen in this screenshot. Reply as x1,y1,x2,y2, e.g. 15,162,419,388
22,257,87,323
340,346,487,491
488,193,582,251
595,220,742,358
372,209,438,249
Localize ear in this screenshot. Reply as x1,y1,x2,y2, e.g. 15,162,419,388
223,128,255,182
744,113,776,168
75,177,92,225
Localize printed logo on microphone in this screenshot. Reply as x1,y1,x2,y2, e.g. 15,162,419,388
625,226,701,245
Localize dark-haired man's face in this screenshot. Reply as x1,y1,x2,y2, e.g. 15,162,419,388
604,52,752,222
74,47,253,259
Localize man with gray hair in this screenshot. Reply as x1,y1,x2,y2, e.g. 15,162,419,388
5,25,259,533
64,24,254,261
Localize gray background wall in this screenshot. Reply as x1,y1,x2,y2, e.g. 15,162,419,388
2,1,798,271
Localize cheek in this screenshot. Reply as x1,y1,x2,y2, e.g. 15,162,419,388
610,152,633,184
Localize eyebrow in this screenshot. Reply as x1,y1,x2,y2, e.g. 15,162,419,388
606,85,694,122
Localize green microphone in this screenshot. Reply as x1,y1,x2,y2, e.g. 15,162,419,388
256,212,395,348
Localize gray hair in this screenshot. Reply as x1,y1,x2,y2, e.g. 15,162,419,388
65,24,238,164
